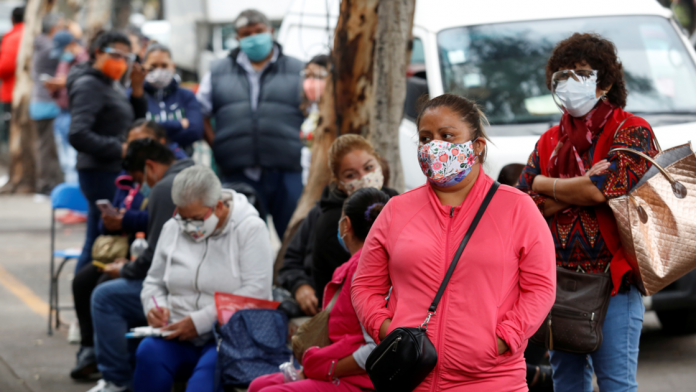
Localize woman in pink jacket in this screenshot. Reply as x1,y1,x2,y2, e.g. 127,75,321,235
351,94,556,391
250,187,392,392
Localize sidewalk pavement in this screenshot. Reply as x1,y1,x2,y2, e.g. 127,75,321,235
0,194,88,392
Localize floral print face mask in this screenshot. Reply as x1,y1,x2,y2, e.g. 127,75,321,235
341,165,384,196
418,139,478,187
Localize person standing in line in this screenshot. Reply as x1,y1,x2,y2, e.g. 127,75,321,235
516,33,657,392
141,43,203,155
351,94,556,391
44,29,89,185
196,9,305,238
30,13,65,194
0,6,24,146
68,30,147,273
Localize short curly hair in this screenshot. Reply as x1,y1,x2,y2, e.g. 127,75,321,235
545,33,627,108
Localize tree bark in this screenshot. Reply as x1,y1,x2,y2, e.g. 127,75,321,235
367,0,415,193
2,0,56,194
273,0,381,282
84,0,113,41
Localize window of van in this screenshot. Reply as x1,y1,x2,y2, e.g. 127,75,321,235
438,16,696,125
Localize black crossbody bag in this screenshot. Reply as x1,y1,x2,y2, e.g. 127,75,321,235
365,182,500,392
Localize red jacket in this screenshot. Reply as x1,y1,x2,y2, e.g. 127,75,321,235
0,23,23,103
352,170,556,391
535,108,651,295
302,248,373,389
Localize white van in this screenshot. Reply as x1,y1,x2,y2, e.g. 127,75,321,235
279,0,696,333
279,0,696,189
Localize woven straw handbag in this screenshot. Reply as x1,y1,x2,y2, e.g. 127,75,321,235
608,128,696,295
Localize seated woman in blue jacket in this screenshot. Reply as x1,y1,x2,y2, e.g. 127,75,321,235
141,43,203,155
70,119,187,381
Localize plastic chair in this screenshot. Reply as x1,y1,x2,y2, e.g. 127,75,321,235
48,183,88,336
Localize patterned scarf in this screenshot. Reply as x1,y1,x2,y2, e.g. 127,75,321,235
548,100,615,178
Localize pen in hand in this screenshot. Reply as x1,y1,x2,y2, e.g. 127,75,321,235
152,296,168,326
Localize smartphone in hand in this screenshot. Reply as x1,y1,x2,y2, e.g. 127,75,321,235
96,199,118,216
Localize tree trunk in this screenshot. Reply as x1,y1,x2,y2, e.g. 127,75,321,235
1,0,55,194
273,0,381,282
84,0,113,41
367,0,415,193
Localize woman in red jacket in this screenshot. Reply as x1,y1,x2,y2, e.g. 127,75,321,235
516,33,656,392
351,94,556,391
249,187,391,392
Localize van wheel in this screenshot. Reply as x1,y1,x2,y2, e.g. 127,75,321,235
657,309,696,335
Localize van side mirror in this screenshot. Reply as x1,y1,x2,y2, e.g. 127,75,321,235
403,76,429,121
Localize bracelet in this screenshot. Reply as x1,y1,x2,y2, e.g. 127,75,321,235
553,178,559,201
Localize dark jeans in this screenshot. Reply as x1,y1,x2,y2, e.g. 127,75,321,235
92,278,147,387
72,264,111,347
34,118,63,193
77,170,118,272
222,169,303,238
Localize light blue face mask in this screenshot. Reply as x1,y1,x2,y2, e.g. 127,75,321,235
61,51,75,62
336,217,350,254
239,32,273,62
140,167,151,198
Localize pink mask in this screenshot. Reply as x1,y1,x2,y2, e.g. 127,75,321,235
303,78,326,102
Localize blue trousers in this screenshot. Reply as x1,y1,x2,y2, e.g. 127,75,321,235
92,278,147,387
549,285,644,392
77,169,118,272
132,337,219,392
222,169,302,238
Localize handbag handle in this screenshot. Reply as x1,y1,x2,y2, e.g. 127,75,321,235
421,181,500,330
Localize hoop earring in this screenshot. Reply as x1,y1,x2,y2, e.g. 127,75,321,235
600,93,608,101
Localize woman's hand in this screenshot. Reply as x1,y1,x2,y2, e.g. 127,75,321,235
147,306,170,328
162,315,198,341
295,284,319,316
296,369,305,381
102,211,124,231
378,319,392,341
103,259,127,278
585,159,610,177
497,336,509,355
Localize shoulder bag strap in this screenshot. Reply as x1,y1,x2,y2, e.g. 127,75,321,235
422,181,500,327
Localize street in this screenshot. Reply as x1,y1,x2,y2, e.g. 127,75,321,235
0,193,694,392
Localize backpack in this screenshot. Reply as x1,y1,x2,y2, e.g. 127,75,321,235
215,309,291,388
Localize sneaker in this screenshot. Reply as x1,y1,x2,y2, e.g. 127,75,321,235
70,347,99,380
68,320,81,344
58,210,88,225
86,379,129,392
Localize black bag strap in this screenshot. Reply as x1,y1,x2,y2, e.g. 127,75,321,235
424,181,500,321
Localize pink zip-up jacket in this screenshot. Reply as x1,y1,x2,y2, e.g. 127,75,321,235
351,170,556,391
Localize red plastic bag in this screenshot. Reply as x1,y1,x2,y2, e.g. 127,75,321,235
214,292,280,325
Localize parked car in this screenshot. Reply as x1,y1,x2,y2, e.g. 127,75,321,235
279,0,696,334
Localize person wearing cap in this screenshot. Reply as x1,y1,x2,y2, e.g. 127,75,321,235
196,9,305,238
30,12,65,194
44,29,89,185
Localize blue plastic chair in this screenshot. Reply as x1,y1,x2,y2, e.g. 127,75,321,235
48,183,88,336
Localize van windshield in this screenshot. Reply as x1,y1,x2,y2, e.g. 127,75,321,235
438,16,696,125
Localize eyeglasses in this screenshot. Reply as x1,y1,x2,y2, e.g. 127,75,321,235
552,69,598,84
104,47,135,62
173,207,214,227
300,69,329,80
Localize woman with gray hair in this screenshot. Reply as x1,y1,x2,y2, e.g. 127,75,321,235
133,165,273,392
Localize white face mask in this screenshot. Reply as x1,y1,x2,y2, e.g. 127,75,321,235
341,165,384,196
175,208,219,243
552,69,600,118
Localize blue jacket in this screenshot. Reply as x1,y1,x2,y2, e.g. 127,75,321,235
144,78,203,150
